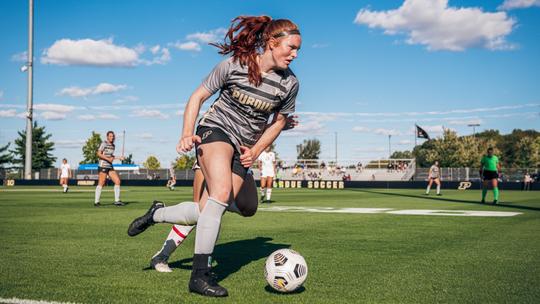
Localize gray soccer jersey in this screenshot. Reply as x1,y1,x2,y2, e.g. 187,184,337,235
98,141,115,168
199,57,299,151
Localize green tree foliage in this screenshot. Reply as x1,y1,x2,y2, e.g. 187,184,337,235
296,138,321,160
80,132,102,164
10,121,56,169
143,155,161,169
121,153,134,165
390,150,413,159
172,153,196,170
405,128,538,168
0,143,13,167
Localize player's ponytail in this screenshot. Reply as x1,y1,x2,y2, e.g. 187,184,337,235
212,15,299,86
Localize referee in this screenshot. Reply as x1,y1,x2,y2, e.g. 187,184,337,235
480,147,501,204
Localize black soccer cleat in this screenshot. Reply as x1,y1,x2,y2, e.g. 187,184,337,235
114,201,126,206
481,199,485,204
127,200,165,236
94,202,101,207
189,273,228,297
493,200,498,204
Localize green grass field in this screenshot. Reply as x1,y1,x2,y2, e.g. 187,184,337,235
0,186,539,303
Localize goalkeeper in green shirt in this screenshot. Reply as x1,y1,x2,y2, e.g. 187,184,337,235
479,147,502,204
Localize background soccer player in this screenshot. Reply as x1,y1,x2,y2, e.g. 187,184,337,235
258,146,276,203
95,131,125,206
480,147,502,204
425,160,441,196
58,158,71,193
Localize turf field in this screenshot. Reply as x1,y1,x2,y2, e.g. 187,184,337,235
0,186,539,303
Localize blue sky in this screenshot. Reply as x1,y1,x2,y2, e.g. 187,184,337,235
1,0,539,167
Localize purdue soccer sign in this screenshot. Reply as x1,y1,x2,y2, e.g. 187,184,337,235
272,180,345,189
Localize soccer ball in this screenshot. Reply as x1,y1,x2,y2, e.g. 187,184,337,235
264,249,308,293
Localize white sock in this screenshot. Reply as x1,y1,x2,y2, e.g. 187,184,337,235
436,184,441,194
95,186,102,203
426,186,430,194
114,185,120,202
153,201,200,225
63,184,68,192
266,188,272,200
194,197,227,254
152,224,195,262
260,187,265,197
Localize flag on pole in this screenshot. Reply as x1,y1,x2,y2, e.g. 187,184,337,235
415,124,430,140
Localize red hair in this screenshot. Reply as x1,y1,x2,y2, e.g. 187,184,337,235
211,15,299,86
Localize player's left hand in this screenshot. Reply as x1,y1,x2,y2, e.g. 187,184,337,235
239,146,255,168
283,115,299,131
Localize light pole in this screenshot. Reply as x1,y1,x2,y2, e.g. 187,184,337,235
24,0,34,180
388,134,392,158
468,123,480,138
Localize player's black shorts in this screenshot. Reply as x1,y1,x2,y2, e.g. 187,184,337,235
482,170,499,180
430,176,440,180
98,166,114,174
195,126,248,179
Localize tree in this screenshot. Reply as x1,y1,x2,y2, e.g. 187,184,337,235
10,121,56,169
173,152,196,170
0,143,13,167
296,138,321,160
513,136,540,168
122,153,134,164
80,132,102,164
390,150,413,159
143,155,161,169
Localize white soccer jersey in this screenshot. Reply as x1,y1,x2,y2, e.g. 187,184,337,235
429,165,440,178
60,163,70,178
258,151,275,177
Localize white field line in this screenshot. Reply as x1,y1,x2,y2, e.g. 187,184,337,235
0,297,81,304
259,206,522,217
0,189,125,192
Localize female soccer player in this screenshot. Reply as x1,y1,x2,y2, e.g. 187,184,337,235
150,116,298,273
58,158,71,193
425,160,441,196
480,147,501,204
95,131,125,206
258,146,276,203
128,15,301,297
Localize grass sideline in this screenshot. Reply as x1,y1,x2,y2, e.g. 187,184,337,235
0,186,539,303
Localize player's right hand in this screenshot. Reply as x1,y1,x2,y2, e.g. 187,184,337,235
177,135,201,153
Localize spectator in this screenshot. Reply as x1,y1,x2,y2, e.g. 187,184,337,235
523,172,532,191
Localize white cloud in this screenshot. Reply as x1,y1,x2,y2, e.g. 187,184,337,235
98,114,120,120
77,115,96,121
58,83,127,98
131,109,169,119
499,0,540,10
281,119,326,137
354,0,516,51
140,45,171,65
397,140,413,145
54,139,85,148
41,38,140,67
352,126,370,132
186,28,227,43
448,118,483,126
34,103,75,113
11,51,27,62
137,132,154,139
40,111,67,120
76,113,119,121
0,109,17,118
374,128,401,136
171,41,201,52
422,125,446,133
113,95,139,104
